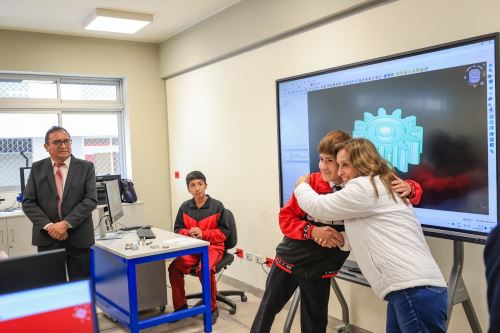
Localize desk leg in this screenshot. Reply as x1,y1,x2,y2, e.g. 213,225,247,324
127,262,140,333
331,278,351,333
90,248,95,287
283,288,300,333
200,246,213,333
90,248,94,277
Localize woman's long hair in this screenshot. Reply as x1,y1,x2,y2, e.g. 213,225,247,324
335,138,399,202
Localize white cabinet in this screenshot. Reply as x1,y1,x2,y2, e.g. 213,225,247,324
0,215,37,257
0,218,8,254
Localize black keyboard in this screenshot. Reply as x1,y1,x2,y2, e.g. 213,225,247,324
120,225,151,231
136,228,156,239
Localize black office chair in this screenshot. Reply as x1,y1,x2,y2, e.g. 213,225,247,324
186,208,247,314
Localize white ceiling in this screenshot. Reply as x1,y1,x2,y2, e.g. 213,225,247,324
0,0,241,43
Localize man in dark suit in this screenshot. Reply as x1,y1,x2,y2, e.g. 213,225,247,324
23,126,97,280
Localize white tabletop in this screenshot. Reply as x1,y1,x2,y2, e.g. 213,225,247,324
94,227,209,259
0,208,25,218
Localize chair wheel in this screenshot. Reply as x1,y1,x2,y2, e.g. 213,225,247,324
229,308,236,315
159,305,166,313
241,295,248,302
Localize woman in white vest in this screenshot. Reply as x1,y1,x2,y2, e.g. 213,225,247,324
294,138,447,333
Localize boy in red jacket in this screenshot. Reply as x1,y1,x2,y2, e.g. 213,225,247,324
168,171,230,324
251,131,422,333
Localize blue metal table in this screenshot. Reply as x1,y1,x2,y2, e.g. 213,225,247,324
91,228,212,333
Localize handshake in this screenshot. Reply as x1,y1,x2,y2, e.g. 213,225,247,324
311,226,344,248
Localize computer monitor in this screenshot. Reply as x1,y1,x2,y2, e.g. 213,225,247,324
96,174,122,205
0,279,99,333
20,167,31,195
105,179,124,226
96,179,125,240
0,249,67,295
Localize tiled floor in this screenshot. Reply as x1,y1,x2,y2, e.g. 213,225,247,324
97,276,293,333
97,276,370,333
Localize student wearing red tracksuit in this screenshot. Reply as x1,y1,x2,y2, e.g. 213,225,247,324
251,130,422,333
168,171,230,325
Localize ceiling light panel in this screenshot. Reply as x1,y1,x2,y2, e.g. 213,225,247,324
83,8,153,34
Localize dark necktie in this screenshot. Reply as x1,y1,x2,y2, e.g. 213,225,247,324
333,185,343,192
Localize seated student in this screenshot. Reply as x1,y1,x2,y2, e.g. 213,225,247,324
295,138,448,333
168,171,230,325
251,131,422,333
485,224,500,332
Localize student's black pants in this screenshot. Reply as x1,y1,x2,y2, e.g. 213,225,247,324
250,263,331,333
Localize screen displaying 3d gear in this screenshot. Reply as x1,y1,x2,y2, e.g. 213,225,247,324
277,33,497,243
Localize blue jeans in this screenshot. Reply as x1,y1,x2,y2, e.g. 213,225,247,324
385,286,448,333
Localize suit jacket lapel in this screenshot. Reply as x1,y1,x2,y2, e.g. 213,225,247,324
63,155,77,200
45,158,58,196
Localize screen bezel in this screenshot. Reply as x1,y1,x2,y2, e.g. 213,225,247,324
276,33,499,244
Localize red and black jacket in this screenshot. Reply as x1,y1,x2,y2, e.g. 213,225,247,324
174,196,230,252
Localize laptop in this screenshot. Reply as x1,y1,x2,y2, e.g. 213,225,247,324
0,279,99,333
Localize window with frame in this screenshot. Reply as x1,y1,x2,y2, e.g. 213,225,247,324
0,74,126,192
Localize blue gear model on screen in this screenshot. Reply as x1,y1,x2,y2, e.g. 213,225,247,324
353,108,423,172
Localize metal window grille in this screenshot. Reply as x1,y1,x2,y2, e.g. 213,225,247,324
0,138,34,190
0,79,57,99
0,138,32,153
61,83,118,101
81,137,121,176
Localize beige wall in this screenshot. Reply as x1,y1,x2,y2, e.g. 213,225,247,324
165,0,496,331
0,30,171,230
159,0,388,78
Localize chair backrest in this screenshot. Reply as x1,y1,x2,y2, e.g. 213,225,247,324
223,208,237,250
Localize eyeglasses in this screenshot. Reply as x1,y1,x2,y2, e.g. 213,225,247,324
50,139,72,147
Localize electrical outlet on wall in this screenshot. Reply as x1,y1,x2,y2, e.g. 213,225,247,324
255,255,265,264
245,252,253,261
